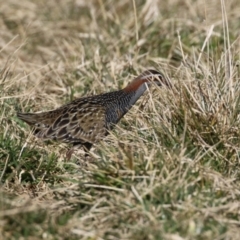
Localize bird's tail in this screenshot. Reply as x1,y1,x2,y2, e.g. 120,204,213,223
17,112,41,125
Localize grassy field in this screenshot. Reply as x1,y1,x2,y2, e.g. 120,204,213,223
1,0,240,239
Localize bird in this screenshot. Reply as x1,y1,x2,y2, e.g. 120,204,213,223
17,69,171,159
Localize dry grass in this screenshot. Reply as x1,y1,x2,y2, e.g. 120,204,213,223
1,0,240,239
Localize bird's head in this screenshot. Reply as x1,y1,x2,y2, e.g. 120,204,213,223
124,69,171,93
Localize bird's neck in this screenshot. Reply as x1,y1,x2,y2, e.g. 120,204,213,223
123,79,149,107
105,79,150,127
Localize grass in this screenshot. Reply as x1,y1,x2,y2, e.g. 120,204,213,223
1,0,240,239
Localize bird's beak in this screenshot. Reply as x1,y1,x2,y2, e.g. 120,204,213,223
153,74,172,89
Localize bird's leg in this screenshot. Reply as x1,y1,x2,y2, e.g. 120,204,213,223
82,142,92,157
74,142,93,166
66,147,76,160
65,142,92,161
66,142,82,160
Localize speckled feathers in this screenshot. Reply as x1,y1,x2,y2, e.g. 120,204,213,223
17,69,170,157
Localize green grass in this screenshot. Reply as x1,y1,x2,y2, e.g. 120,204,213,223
1,0,240,239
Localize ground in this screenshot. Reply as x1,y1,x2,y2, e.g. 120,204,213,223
1,0,240,239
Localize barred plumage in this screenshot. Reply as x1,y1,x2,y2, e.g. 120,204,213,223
17,69,170,159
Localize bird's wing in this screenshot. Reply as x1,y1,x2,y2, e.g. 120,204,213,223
37,105,107,144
